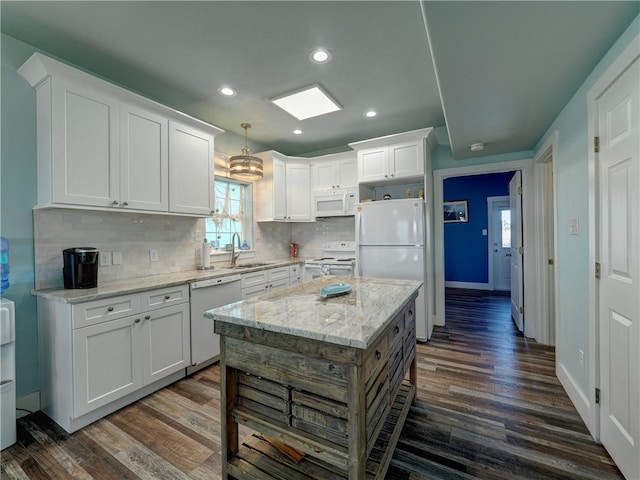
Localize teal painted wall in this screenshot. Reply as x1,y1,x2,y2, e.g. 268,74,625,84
535,14,640,402
1,34,39,397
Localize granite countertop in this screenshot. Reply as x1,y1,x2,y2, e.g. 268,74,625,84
208,275,422,349
32,257,305,304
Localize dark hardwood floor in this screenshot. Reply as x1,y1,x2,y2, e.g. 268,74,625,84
1,288,623,479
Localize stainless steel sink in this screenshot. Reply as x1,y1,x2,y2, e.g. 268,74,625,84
229,262,273,269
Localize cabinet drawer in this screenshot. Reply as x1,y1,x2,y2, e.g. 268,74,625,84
140,285,188,311
241,270,268,288
363,333,388,389
242,283,269,299
289,263,300,276
269,278,290,291
268,267,289,282
73,294,141,329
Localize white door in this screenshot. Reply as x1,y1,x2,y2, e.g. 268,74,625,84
598,57,639,480
509,171,524,331
490,198,511,291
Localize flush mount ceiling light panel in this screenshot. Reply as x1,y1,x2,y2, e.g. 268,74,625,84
270,84,342,121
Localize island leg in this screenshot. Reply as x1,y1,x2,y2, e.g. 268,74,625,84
220,337,238,479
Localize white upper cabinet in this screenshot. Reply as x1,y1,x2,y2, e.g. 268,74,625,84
254,151,313,222
349,128,436,185
311,152,357,190
168,121,215,216
18,53,222,216
120,103,168,211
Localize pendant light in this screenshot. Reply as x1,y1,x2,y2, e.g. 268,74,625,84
229,123,263,180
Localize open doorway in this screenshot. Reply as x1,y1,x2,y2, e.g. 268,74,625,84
433,158,537,339
442,171,523,332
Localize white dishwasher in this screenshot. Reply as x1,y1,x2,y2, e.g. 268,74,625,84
188,274,241,374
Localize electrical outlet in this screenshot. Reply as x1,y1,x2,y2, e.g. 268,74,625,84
112,252,122,265
579,349,585,370
100,252,112,266
149,248,159,262
195,247,202,258
195,230,203,242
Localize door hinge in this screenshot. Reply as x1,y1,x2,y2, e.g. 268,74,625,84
519,306,524,315
519,246,524,255
594,136,600,153
517,186,523,195
595,262,601,279
548,258,554,265
596,388,601,404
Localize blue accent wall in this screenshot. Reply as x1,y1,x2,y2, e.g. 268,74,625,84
443,172,514,284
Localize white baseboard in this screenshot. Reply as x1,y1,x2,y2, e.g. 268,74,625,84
557,360,597,440
445,281,491,290
16,391,40,419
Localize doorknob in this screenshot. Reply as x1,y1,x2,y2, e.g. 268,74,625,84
506,253,512,257
493,249,498,252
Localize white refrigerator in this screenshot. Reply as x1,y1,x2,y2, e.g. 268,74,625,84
355,198,429,341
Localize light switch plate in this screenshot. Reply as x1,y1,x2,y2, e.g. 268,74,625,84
100,252,112,266
149,248,159,262
195,230,203,242
569,217,579,235
112,252,122,265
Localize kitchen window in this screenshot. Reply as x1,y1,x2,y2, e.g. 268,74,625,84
205,179,253,251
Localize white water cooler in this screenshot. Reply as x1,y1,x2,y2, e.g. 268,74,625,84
1,298,16,449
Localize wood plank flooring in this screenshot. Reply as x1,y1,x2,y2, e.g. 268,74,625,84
2,288,623,479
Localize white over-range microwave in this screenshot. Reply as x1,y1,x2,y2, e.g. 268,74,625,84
313,187,359,217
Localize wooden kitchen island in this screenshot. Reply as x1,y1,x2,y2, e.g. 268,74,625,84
207,275,421,480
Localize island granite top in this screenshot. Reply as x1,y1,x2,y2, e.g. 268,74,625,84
207,275,422,349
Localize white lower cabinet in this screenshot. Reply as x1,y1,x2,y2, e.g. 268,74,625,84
38,285,190,433
241,266,293,299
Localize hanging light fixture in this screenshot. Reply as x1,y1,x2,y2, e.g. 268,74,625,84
229,123,263,180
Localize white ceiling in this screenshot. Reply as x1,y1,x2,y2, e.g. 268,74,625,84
1,1,637,158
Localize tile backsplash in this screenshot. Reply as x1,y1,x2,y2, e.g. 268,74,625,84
34,209,355,289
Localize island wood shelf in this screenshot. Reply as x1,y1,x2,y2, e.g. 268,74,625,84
212,277,420,480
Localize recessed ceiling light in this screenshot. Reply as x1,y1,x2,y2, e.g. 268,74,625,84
219,86,237,97
365,110,378,118
310,48,331,64
470,142,485,152
293,129,303,135
270,84,342,120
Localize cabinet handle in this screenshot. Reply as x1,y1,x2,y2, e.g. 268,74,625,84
408,310,413,316
107,306,114,312
122,201,129,206
395,325,400,334
145,315,151,320
134,318,141,323
164,295,171,300
375,350,382,360
384,174,388,178
390,173,395,177
112,200,119,205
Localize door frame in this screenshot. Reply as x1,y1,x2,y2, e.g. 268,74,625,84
433,158,538,338
487,195,510,292
585,32,640,442
532,131,559,346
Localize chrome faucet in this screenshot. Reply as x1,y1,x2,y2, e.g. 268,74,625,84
230,232,242,267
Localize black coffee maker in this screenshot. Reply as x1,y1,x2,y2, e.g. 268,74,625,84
63,247,99,289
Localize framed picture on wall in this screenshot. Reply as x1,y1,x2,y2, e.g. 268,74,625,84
443,200,469,223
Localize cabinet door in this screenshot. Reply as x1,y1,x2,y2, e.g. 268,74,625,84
142,303,190,385
73,315,143,417
389,141,424,179
272,158,287,220
357,147,388,183
120,104,168,211
51,79,119,207
168,120,214,215
336,157,358,187
286,163,311,221
313,162,338,190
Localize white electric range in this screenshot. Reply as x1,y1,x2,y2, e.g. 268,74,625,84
304,241,356,281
